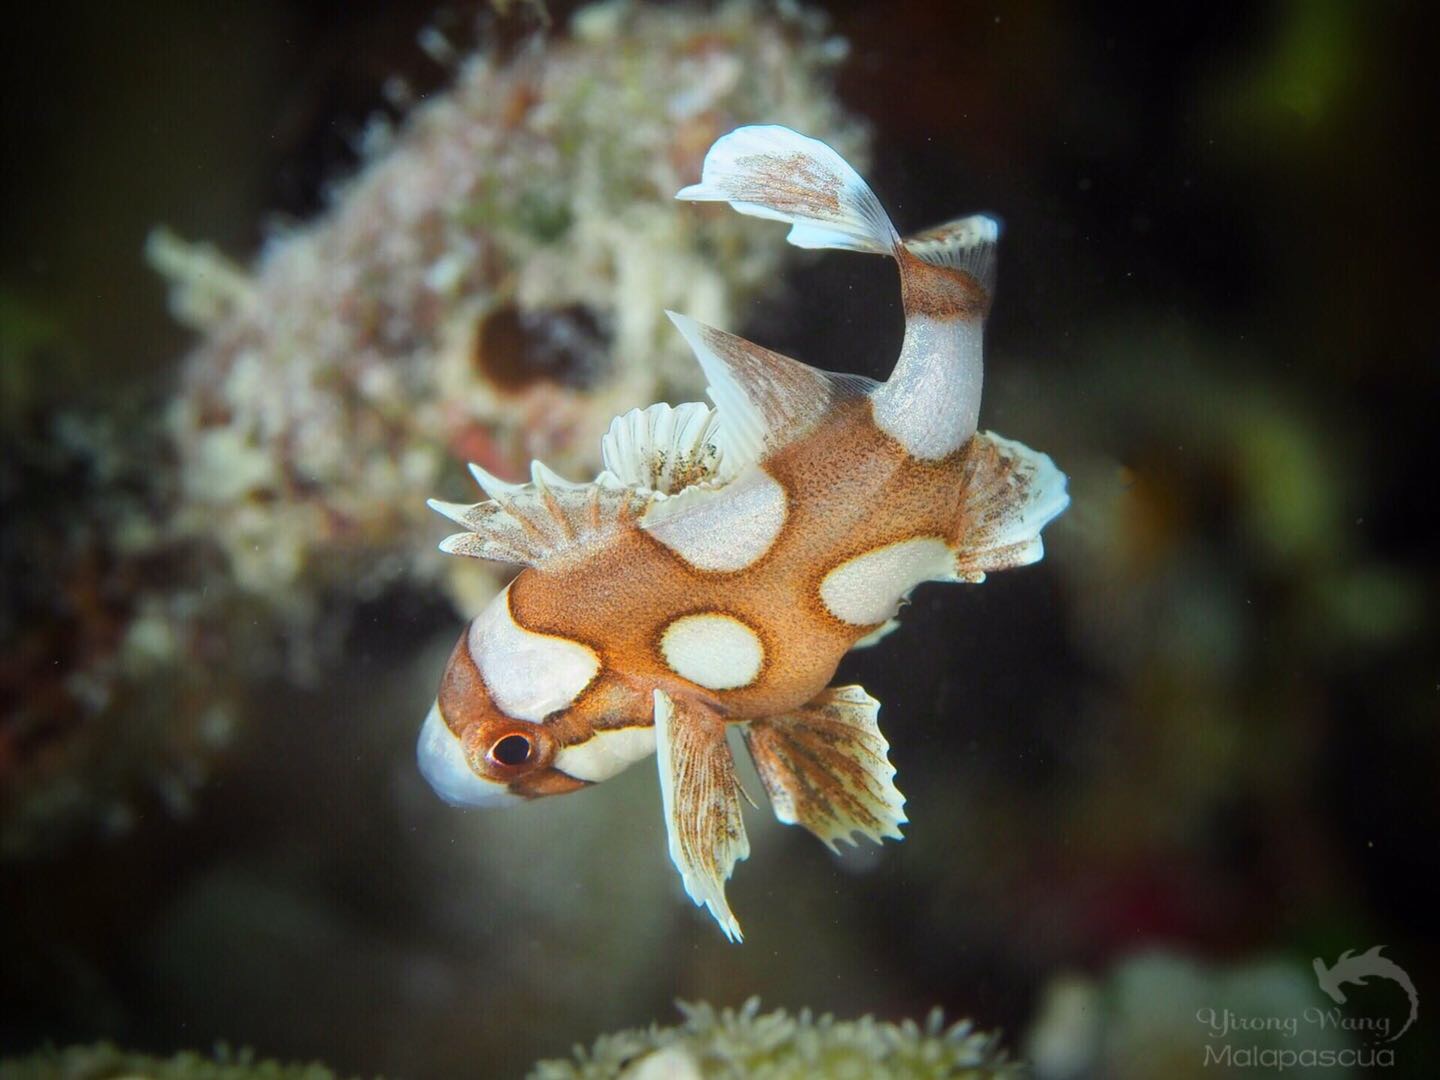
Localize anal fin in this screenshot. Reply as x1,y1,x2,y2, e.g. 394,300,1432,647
742,685,906,852
653,689,750,942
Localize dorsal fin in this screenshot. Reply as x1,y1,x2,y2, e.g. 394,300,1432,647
431,403,739,568
429,461,649,568
598,402,727,493
665,311,874,467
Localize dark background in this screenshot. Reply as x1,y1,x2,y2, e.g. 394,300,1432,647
3,2,1437,1076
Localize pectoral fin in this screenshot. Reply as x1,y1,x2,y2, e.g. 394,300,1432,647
653,689,750,942
742,685,906,852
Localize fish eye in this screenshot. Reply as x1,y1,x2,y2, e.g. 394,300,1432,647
488,733,534,768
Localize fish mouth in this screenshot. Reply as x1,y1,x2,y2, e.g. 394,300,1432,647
417,701,524,808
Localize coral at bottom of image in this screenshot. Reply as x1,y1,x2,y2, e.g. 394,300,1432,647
0,1043,350,1080
529,998,1021,1080
0,1000,1019,1080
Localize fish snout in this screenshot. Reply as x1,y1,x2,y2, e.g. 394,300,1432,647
420,696,575,807
418,700,525,807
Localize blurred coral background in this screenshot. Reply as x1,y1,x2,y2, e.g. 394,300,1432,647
2,1,1436,1077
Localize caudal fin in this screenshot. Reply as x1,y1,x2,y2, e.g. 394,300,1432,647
679,125,1002,460
903,214,999,309
677,125,899,256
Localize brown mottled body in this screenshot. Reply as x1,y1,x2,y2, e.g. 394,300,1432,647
505,400,969,730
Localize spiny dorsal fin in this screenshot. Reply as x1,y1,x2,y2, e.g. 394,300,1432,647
429,460,650,568
951,432,1070,583
903,214,999,302
665,311,874,467
676,124,899,256
431,403,744,568
598,401,727,493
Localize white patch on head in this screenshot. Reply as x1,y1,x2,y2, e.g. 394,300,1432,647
417,700,522,808
660,613,765,690
820,537,956,626
872,316,984,459
554,725,657,783
469,585,599,722
643,466,786,571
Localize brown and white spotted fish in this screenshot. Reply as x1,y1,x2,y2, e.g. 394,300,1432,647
419,125,1069,940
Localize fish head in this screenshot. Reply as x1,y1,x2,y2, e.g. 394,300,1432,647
418,697,588,808
417,613,595,808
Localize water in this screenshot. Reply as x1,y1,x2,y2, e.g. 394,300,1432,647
2,2,1436,1077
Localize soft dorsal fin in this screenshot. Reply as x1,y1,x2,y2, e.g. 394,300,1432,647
598,401,726,493
665,311,873,467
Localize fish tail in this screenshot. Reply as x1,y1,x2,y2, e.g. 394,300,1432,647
677,125,998,323
676,125,901,257
899,215,999,319
681,125,1004,457
873,220,1002,456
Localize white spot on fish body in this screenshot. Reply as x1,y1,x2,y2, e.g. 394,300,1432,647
660,613,765,690
643,467,786,571
820,537,956,626
554,725,657,783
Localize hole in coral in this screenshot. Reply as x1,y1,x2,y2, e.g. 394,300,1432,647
472,303,606,393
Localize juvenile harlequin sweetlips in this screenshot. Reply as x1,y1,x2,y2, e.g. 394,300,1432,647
419,126,1069,940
